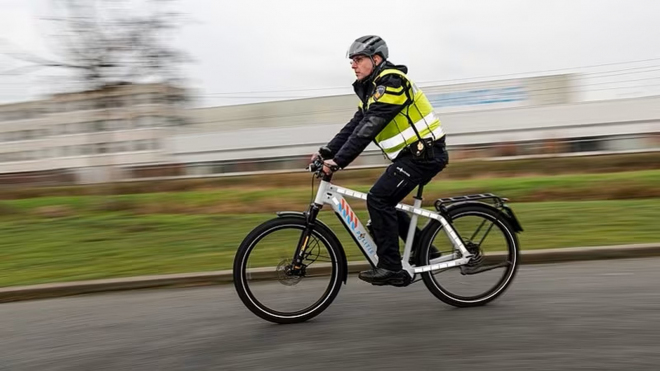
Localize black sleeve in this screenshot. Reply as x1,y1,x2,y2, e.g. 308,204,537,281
333,74,407,168
325,108,364,156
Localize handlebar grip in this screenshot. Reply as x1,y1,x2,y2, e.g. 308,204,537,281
307,159,339,176
307,159,324,172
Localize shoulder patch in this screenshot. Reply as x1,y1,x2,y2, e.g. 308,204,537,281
373,85,386,101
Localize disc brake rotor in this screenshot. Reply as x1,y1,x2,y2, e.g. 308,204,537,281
276,259,303,286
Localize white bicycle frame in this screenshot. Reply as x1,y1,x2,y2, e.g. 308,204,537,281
313,179,474,278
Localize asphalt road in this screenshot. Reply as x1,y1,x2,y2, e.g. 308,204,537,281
2,257,660,371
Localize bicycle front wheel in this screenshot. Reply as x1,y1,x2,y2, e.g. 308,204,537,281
418,203,520,307
233,216,345,324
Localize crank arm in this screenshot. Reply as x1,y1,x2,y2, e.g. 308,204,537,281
460,261,511,275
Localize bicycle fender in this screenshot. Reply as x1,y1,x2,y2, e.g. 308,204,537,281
499,204,524,233
443,202,523,234
276,211,349,284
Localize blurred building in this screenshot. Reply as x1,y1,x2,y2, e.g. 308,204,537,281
166,73,658,178
0,83,188,184
184,74,575,134
0,74,658,185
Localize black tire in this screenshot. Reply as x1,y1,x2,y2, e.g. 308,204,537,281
418,203,519,308
233,216,345,324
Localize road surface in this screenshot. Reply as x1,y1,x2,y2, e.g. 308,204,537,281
2,257,660,370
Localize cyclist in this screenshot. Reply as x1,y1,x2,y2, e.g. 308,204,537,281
311,35,449,286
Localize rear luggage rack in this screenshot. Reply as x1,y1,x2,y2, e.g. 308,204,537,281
434,193,508,210
433,193,523,233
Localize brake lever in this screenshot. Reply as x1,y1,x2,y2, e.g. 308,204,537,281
307,159,337,178
306,159,323,173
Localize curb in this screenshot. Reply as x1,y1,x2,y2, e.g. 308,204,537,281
2,243,660,303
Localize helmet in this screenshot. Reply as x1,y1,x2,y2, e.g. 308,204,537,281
347,35,389,60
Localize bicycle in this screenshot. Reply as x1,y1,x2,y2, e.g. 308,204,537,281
233,158,523,324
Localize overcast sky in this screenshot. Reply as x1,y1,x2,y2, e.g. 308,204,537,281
2,0,660,106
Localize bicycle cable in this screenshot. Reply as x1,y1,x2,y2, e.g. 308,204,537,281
310,173,315,204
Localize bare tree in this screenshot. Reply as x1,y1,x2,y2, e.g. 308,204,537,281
1,0,190,91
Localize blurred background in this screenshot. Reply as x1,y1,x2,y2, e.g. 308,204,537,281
1,0,660,304
1,1,660,369
0,0,659,184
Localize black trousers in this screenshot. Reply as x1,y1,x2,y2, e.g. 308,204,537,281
366,139,449,271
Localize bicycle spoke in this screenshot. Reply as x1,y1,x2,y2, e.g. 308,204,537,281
476,221,496,248
421,206,519,305
240,223,339,317
431,267,455,277
310,256,333,263
469,219,488,241
467,218,496,249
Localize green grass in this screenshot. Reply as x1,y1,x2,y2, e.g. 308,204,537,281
1,199,659,287
3,170,660,215
2,151,659,200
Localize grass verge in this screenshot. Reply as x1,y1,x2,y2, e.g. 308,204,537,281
2,170,660,216
1,199,659,287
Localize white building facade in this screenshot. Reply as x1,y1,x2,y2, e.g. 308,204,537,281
0,83,187,183
0,74,658,184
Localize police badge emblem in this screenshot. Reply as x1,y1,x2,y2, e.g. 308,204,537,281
373,85,386,101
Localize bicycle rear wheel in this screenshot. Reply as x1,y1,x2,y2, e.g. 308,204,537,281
418,203,519,307
233,216,345,324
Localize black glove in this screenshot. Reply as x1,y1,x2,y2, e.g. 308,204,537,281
318,146,333,160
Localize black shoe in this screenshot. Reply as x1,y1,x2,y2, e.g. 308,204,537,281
358,267,411,287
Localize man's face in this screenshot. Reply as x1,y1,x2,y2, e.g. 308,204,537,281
351,55,377,80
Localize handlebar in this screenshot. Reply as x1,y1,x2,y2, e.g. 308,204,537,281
307,158,324,173
306,158,338,180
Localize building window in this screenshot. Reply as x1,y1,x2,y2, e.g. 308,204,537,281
136,140,149,151
567,137,603,153
92,121,104,132
96,143,108,154
113,142,126,153
134,93,153,105
136,116,153,128
108,119,125,131
151,116,163,127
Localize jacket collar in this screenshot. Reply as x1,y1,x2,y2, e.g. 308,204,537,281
352,61,408,101
352,61,387,101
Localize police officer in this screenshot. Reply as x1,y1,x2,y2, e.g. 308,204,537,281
311,35,448,286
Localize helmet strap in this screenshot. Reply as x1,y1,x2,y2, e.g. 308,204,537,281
358,55,385,82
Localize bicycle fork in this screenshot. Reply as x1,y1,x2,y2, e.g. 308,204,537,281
289,203,323,275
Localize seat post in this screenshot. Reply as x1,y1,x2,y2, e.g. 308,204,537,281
403,184,425,268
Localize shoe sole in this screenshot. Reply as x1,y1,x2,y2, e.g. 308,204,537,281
365,276,411,287
371,280,409,287
359,272,412,287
